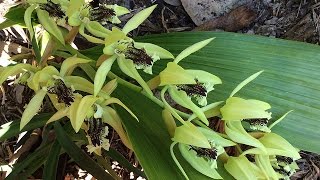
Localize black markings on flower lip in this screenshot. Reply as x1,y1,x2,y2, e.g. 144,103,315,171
47,79,74,106
274,165,291,176
87,118,106,146
189,146,217,160
89,4,116,22
177,80,207,97
243,118,269,126
40,0,65,18
125,47,153,66
276,155,294,164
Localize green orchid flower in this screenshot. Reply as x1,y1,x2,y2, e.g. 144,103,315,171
242,133,301,180
170,122,235,180
67,94,137,155
94,5,174,96
220,71,273,133
24,0,66,44
224,155,266,180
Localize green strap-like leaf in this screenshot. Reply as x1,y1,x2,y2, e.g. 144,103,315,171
54,122,115,180
6,143,52,180
43,140,61,180
0,113,52,141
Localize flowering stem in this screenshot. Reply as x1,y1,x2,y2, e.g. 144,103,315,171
170,142,189,180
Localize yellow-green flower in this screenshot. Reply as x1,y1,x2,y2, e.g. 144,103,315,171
67,0,129,26
94,5,173,96
160,62,221,107
220,71,273,132
225,155,266,180
86,117,110,155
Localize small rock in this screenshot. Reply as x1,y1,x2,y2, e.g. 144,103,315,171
265,17,278,25
164,0,181,6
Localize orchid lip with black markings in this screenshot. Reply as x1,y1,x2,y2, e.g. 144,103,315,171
274,165,292,176
243,118,269,127
40,0,65,18
189,146,218,160
87,118,106,146
89,4,116,23
47,79,74,106
177,79,207,97
276,155,294,164
125,46,153,66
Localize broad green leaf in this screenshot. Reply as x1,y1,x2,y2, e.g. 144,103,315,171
54,122,114,179
37,9,65,45
139,32,320,153
122,5,157,34
20,88,47,130
94,55,117,96
174,38,214,64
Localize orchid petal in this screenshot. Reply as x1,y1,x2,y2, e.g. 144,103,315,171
168,86,208,125
225,121,267,152
94,55,117,97
179,143,222,179
134,42,174,59
117,58,153,96
221,97,272,121
230,71,263,97
159,62,196,86
174,38,214,64
20,88,47,130
122,5,157,34
172,121,210,148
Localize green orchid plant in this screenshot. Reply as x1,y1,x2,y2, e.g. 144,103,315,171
0,0,304,179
